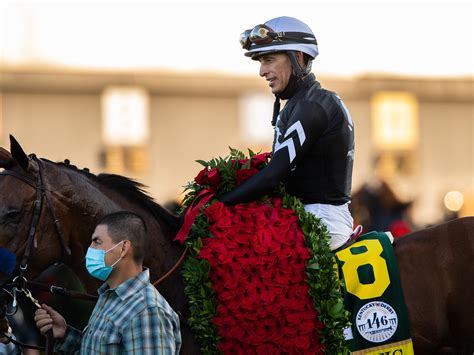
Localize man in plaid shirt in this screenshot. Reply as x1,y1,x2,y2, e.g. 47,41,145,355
34,211,181,354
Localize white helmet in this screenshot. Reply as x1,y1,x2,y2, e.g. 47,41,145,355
240,16,318,59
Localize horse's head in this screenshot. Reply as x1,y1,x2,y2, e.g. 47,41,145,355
0,136,105,283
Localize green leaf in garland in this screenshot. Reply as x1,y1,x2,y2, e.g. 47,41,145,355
196,159,210,167
307,262,320,270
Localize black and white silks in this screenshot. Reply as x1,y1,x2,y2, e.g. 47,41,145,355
220,73,354,207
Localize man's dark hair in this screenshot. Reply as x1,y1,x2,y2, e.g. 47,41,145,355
97,211,148,263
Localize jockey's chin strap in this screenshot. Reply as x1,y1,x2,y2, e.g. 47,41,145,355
0,155,71,279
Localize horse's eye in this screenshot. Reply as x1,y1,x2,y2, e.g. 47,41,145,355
2,209,21,223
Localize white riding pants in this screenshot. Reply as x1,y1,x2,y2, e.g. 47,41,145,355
304,202,354,250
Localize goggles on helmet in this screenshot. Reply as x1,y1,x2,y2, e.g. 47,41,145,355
239,24,317,50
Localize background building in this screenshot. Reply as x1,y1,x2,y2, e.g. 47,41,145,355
1,1,473,230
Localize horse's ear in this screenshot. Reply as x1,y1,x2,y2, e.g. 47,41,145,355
10,135,29,172
0,147,14,169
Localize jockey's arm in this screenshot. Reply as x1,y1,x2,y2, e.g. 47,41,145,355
219,101,328,206
219,148,291,206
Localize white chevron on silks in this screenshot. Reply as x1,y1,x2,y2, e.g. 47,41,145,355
274,120,306,163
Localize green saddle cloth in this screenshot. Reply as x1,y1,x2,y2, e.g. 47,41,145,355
334,231,414,354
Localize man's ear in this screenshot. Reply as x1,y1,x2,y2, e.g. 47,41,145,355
123,240,133,257
296,51,305,67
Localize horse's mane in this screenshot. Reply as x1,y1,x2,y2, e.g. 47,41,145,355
49,159,180,233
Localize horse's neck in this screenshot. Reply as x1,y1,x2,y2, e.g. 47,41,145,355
50,167,181,284
95,185,182,280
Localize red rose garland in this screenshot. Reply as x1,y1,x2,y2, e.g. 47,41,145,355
180,149,350,354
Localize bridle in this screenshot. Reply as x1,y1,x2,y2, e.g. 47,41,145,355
0,154,67,354
0,155,71,280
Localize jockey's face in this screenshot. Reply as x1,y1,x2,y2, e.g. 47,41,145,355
258,53,292,94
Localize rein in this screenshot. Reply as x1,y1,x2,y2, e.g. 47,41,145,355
153,248,188,286
23,245,188,302
1,332,46,351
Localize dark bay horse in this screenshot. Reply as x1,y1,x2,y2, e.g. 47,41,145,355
394,218,474,354
0,136,473,354
0,136,198,353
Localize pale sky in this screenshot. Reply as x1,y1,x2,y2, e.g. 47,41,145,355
0,0,473,77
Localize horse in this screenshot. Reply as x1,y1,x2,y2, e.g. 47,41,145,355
0,135,473,354
0,135,199,354
393,217,474,354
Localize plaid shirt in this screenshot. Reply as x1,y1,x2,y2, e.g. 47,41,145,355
55,269,181,354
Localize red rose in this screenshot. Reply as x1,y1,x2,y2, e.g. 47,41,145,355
194,167,208,185
238,158,250,167
282,324,299,336
204,201,225,222
236,167,259,185
214,216,232,229
272,197,282,208
207,168,221,188
256,343,278,353
294,335,311,350
251,152,271,168
274,272,291,286
213,312,236,326
286,297,307,311
299,321,316,334
228,325,245,339
240,296,255,310
218,251,235,266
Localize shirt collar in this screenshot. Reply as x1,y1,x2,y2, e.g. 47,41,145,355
98,268,150,301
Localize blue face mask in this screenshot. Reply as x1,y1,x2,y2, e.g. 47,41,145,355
85,241,124,281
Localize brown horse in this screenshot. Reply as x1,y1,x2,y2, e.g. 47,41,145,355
393,218,474,354
0,136,199,353
0,136,473,354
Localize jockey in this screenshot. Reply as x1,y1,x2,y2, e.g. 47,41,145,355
219,16,355,250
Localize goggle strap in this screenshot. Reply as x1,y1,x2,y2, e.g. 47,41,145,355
270,31,317,43
276,36,317,45
250,31,317,48
248,38,317,51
